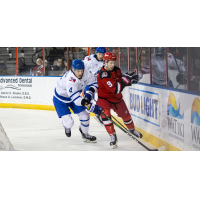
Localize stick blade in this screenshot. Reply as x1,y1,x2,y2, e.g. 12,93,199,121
157,146,166,151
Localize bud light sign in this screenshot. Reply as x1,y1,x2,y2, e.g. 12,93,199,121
129,88,160,127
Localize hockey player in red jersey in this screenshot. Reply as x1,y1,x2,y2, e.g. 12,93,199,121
96,52,142,148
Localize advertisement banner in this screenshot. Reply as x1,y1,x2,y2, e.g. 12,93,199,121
0,76,59,105
127,83,200,151
1,76,200,150
129,88,160,127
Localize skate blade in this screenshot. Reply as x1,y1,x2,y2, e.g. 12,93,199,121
130,133,142,139
112,144,118,149
84,139,97,143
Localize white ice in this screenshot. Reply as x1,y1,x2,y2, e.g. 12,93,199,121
0,108,157,151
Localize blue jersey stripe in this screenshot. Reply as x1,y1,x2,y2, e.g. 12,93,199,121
81,123,89,127
73,96,81,102
70,90,82,98
55,89,71,101
80,118,90,122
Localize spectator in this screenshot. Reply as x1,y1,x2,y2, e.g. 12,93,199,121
59,59,72,76
69,47,87,60
151,47,186,88
112,47,118,55
32,58,43,76
107,47,113,52
70,47,84,52
0,61,7,75
53,57,65,71
90,47,96,55
45,60,51,76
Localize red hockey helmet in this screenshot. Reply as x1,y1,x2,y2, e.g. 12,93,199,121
103,52,117,61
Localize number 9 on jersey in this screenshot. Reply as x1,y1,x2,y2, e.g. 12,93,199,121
107,81,113,87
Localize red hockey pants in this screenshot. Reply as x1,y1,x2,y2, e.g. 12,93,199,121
97,98,135,135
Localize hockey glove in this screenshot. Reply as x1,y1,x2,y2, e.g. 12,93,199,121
123,71,139,84
84,90,93,103
131,74,139,84
86,104,103,115
81,98,90,106
82,87,95,106
120,72,137,92
176,72,187,85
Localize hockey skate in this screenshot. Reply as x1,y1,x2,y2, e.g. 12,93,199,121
110,134,118,149
79,127,97,143
94,114,104,126
65,128,71,137
129,129,142,138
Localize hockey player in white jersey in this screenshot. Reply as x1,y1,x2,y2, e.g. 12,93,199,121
53,59,102,143
152,47,186,87
83,47,106,79
83,47,106,125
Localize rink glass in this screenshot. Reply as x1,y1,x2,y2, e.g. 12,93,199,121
1,47,200,94
188,48,200,92
138,47,150,84
17,47,43,76
0,47,17,76
167,47,187,90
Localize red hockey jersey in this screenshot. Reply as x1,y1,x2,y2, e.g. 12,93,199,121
97,66,123,103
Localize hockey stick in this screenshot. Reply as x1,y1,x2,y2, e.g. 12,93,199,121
99,110,165,151
126,47,143,75
91,98,165,151
136,47,143,70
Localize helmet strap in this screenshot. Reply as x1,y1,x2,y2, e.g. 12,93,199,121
104,61,109,71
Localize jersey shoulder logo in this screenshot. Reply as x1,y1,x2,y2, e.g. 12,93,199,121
87,56,91,61
70,77,76,83
102,72,108,78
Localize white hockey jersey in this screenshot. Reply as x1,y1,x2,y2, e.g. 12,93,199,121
152,53,185,85
54,68,98,106
83,54,104,78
